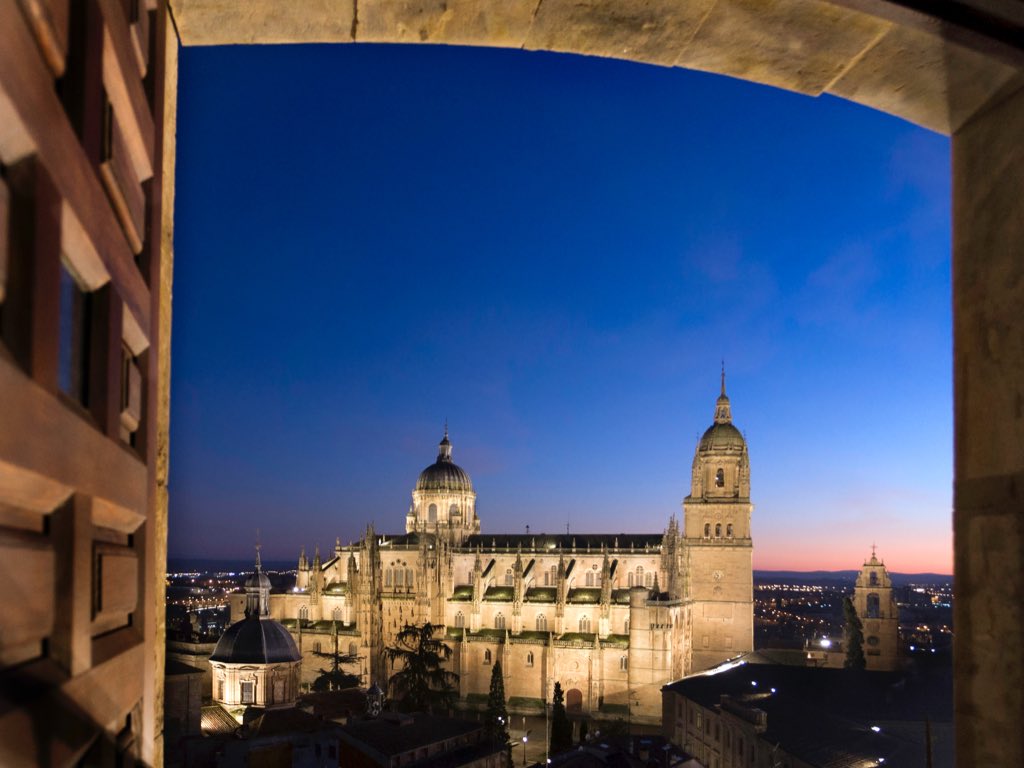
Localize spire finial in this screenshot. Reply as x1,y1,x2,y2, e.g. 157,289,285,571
871,542,877,560
721,360,726,396
444,418,448,440
255,529,262,571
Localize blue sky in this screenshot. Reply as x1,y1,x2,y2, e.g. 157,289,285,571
170,43,952,573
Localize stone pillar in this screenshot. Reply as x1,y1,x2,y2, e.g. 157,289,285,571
952,82,1024,768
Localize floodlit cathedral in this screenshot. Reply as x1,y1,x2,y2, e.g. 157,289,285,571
230,375,754,720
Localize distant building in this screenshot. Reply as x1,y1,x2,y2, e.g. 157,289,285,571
662,655,951,768
338,712,507,768
805,549,900,671
548,734,700,768
230,377,754,720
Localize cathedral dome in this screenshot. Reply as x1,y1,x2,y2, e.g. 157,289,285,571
415,430,474,493
210,615,301,664
698,421,745,452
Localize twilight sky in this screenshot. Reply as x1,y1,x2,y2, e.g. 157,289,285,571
170,43,952,574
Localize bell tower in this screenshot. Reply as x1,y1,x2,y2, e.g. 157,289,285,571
854,547,900,671
682,369,754,671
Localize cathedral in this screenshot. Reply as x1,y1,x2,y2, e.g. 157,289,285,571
229,376,754,721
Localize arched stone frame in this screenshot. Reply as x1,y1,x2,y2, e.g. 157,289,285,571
536,613,547,631
2,2,1015,760
299,605,309,621
579,615,591,633
495,612,506,630
483,649,492,665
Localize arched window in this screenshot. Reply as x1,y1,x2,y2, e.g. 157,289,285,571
551,565,558,583
483,649,492,665
349,642,358,656
544,570,550,586
636,567,644,586
406,569,414,588
455,611,465,628
628,572,634,587
505,569,514,586
313,641,321,653
867,593,881,618
526,651,534,667
645,572,653,588
536,614,547,631
620,655,628,671
394,568,404,587
495,613,506,630
428,503,437,523
579,615,591,633
624,617,630,633
869,571,878,586
726,523,734,538
332,607,342,621
715,468,725,487
704,523,711,538
585,572,594,587
715,523,722,538
385,569,392,587
299,605,309,621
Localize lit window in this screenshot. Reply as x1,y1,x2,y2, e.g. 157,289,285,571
240,680,255,704
715,468,724,487
495,613,506,630
526,652,534,667
483,649,491,665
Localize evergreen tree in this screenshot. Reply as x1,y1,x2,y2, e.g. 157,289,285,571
549,682,573,755
484,661,511,765
385,622,459,712
843,597,866,670
578,720,588,745
310,627,361,692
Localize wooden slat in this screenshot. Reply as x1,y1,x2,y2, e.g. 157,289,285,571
0,355,147,516
17,0,70,76
0,3,151,340
98,114,145,253
99,0,154,182
60,198,110,291
130,0,150,76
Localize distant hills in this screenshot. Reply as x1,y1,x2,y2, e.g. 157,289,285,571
755,569,952,586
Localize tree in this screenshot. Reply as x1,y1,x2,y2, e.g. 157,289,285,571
311,622,362,692
484,661,511,765
578,720,588,745
385,622,459,712
843,597,866,670
549,682,573,755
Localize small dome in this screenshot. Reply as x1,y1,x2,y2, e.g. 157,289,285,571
210,616,301,664
245,568,271,592
698,422,745,452
415,431,473,493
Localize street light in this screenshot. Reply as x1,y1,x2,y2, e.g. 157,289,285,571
522,730,531,766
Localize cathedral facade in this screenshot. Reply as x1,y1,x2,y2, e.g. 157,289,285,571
230,379,753,721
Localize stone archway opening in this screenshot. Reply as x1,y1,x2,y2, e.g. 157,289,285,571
566,688,584,714
0,1,1022,765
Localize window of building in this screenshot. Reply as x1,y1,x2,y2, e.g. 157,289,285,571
579,615,591,633
696,712,702,729
870,571,878,586
455,611,465,628
314,641,321,653
394,568,404,587
704,523,711,538
240,681,254,704
385,569,392,587
526,652,534,667
586,572,594,586
867,593,880,618
628,572,634,587
619,655,628,671
624,617,630,633
333,607,342,621
645,572,653,587
536,614,547,631
217,679,224,700
450,503,459,518
299,606,309,621
636,566,644,584
406,569,414,588
726,523,733,538
505,569,514,586
715,523,722,537
428,503,437,523
483,649,491,665
495,613,506,630
57,261,91,405
715,468,724,487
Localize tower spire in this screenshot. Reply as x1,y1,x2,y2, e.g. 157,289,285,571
714,366,732,424
721,360,726,396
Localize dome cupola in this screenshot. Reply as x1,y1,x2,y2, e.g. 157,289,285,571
415,426,474,493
